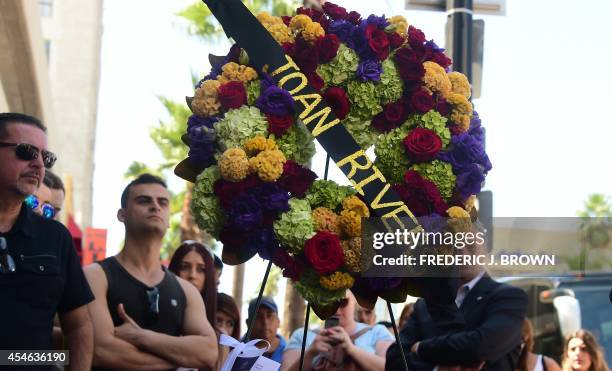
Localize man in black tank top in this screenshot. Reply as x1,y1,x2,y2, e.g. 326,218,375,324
83,175,218,370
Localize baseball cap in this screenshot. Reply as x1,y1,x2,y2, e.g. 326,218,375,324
247,296,278,320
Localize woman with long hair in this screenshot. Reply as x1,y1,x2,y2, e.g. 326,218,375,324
516,319,561,371
216,293,241,340
169,241,218,336
561,329,610,371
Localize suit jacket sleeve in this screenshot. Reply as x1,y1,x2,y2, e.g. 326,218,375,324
417,285,527,365
385,300,436,371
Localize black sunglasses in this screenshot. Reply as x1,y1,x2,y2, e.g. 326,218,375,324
0,142,57,169
145,287,160,323
0,237,16,274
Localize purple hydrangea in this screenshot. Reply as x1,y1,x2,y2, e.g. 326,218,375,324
468,111,485,145
255,85,295,116
227,193,263,232
438,132,492,173
252,183,290,217
364,14,389,29
187,120,217,169
187,114,217,130
356,60,382,82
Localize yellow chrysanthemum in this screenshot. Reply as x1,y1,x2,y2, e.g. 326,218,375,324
249,149,286,182
464,195,477,213
191,80,221,117
265,23,295,44
244,136,278,157
447,206,472,233
388,15,409,37
446,92,473,132
289,14,312,32
301,21,325,44
312,207,341,234
339,209,361,238
423,61,452,97
341,237,362,273
448,71,471,99
342,196,370,218
320,271,355,291
219,148,250,182
217,62,258,84
256,12,283,26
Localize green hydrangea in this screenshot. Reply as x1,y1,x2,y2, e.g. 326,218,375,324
294,269,347,306
246,80,261,106
410,159,456,201
343,115,378,149
275,121,316,166
373,124,411,184
346,80,383,121
412,110,451,147
317,44,359,87
305,180,356,210
191,166,224,238
273,198,315,254
379,59,404,105
214,106,268,151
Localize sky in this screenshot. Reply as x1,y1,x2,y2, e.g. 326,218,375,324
92,0,612,322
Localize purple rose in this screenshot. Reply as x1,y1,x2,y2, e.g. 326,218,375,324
255,85,295,116
328,20,355,47
456,163,486,199
439,132,491,173
227,193,263,232
356,60,382,82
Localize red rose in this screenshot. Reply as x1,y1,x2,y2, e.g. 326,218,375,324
347,11,362,24
410,89,435,113
266,114,294,137
365,24,390,60
323,2,348,20
371,113,397,133
435,98,451,116
278,160,317,198
307,72,324,91
218,81,246,110
449,124,463,136
395,47,417,65
383,100,406,125
388,32,405,49
322,87,350,120
399,59,425,82
408,26,426,47
294,37,319,73
403,127,442,163
281,15,292,26
214,175,261,209
298,7,326,26
316,34,340,63
304,231,343,274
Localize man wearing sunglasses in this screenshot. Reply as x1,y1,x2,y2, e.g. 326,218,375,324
0,112,94,371
83,174,218,370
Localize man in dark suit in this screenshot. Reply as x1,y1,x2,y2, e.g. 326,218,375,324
386,232,528,371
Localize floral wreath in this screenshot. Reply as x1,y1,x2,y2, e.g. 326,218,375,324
178,2,492,316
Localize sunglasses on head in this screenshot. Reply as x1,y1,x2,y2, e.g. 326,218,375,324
0,142,57,169
24,195,55,219
0,237,16,274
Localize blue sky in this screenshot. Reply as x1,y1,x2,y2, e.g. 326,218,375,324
92,0,612,319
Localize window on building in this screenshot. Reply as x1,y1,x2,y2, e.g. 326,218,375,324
44,39,51,64
39,0,53,17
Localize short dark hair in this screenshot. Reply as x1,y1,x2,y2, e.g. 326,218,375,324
120,174,167,208
0,112,46,140
43,170,64,192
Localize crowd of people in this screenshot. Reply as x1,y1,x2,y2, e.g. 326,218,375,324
1,112,610,371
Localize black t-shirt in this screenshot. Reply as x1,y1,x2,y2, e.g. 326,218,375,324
0,205,94,368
